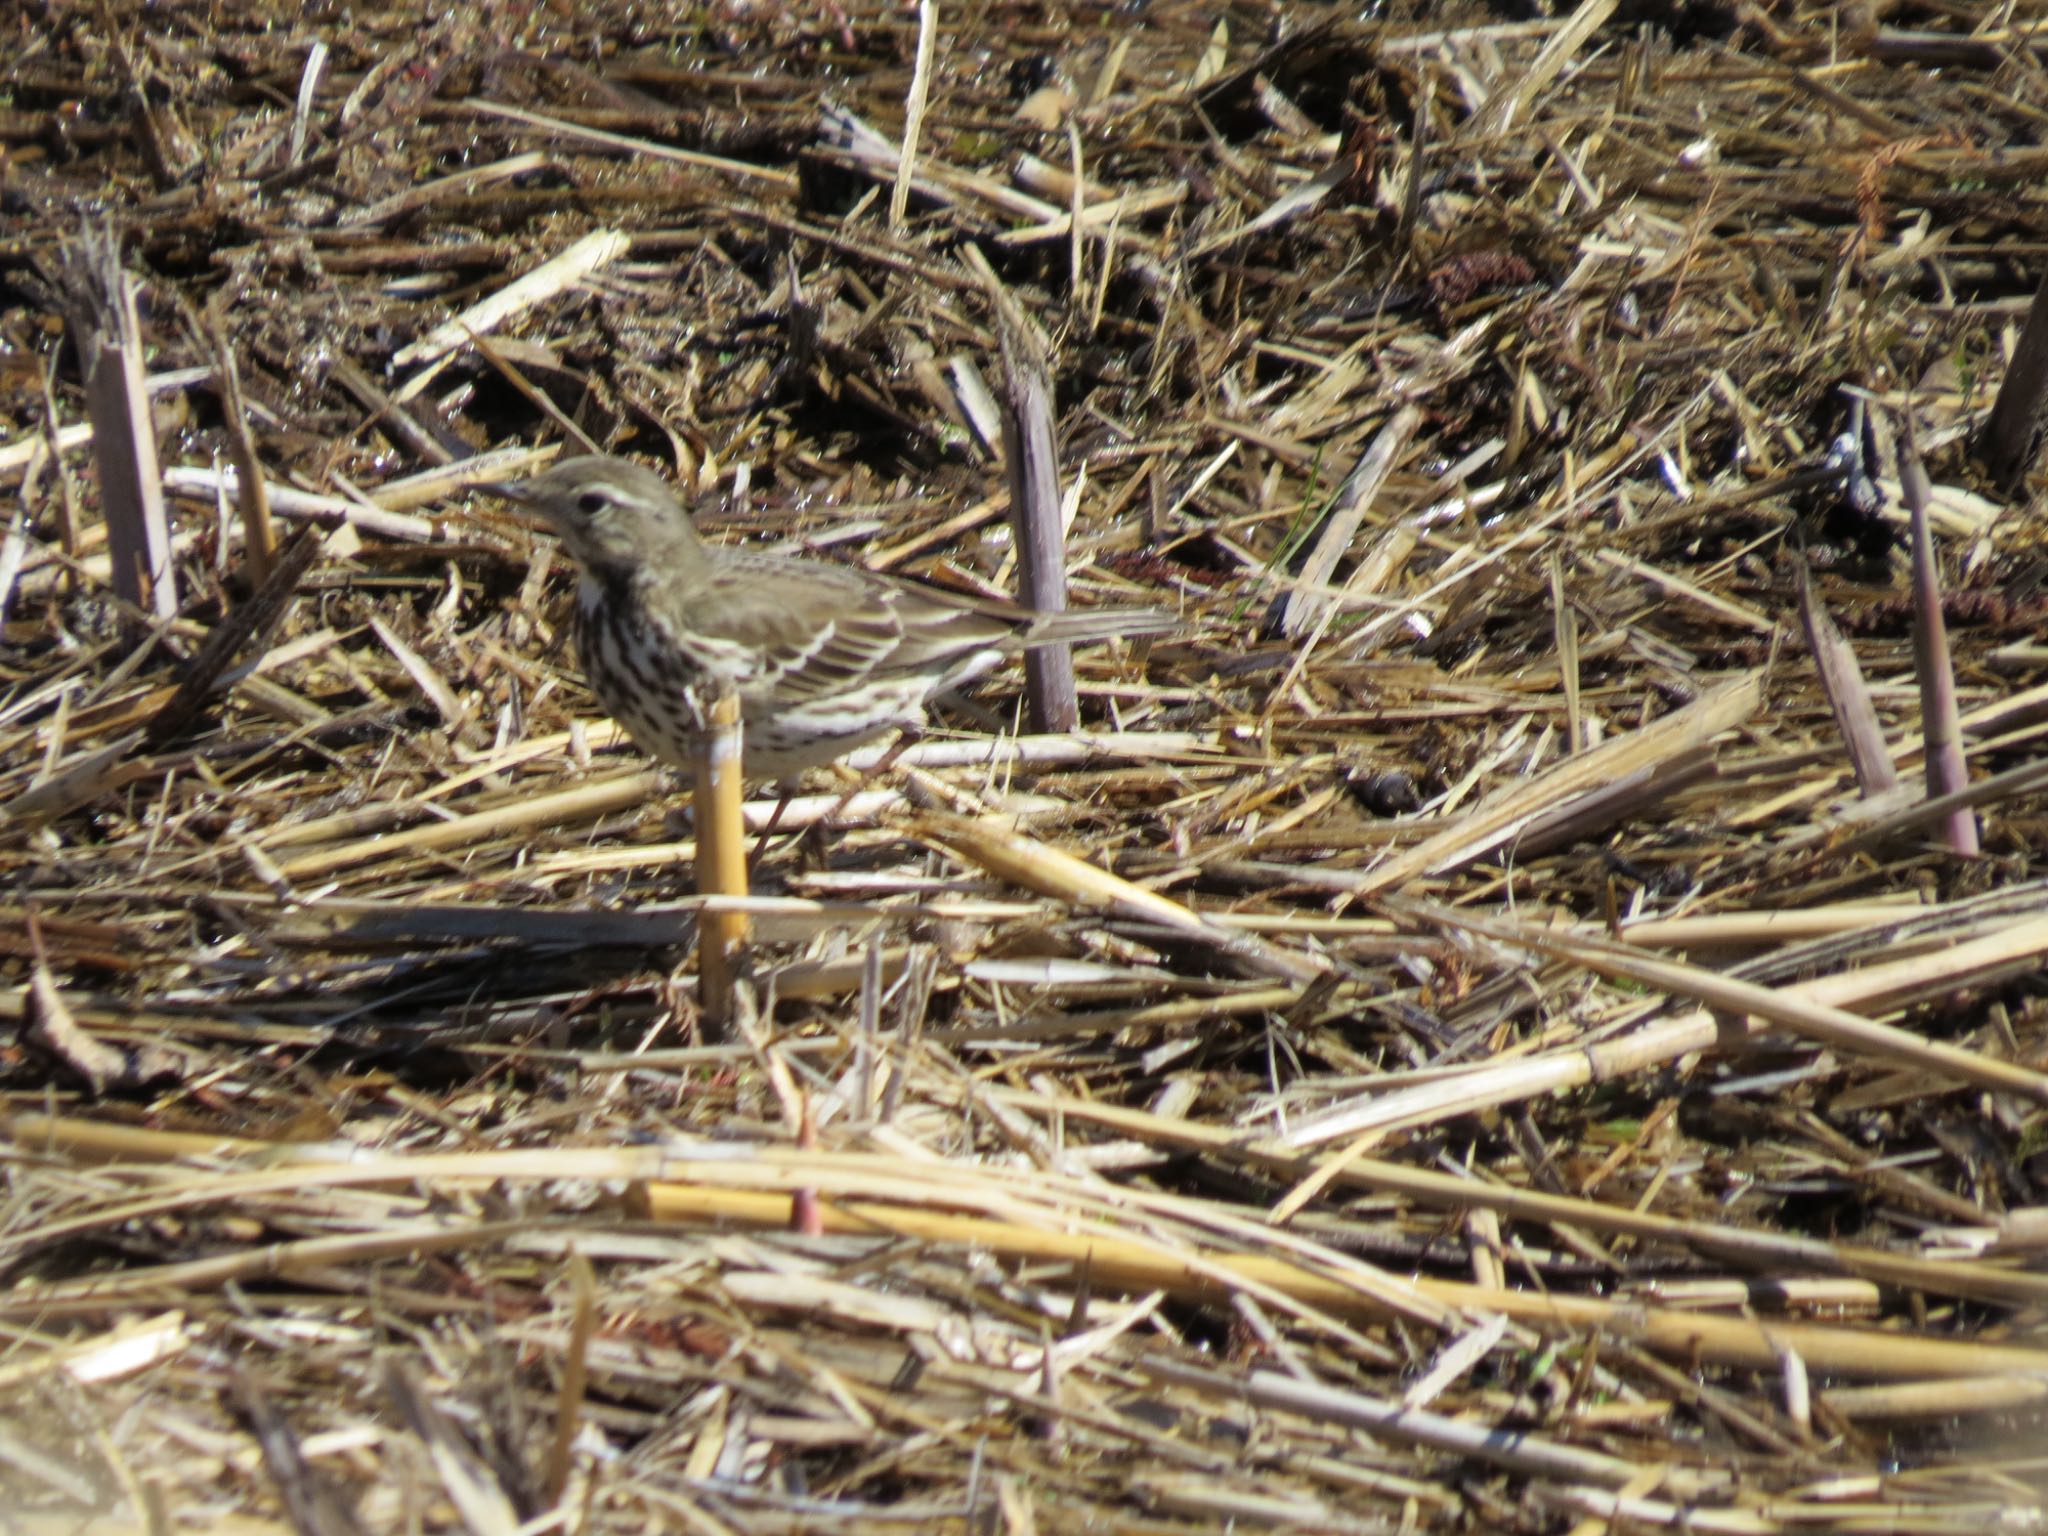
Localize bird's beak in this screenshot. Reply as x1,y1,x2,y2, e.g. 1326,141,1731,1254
477,480,550,532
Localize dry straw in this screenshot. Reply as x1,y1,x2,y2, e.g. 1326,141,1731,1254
6,0,2048,1529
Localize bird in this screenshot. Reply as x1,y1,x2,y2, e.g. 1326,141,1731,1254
485,455,1175,780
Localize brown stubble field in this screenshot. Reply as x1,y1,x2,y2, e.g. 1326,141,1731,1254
5,1,2048,1530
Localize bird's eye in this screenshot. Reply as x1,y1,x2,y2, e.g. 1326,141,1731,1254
577,492,608,515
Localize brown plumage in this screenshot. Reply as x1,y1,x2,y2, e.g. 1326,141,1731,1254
487,455,1175,778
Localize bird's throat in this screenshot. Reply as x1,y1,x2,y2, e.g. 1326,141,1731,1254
582,564,640,617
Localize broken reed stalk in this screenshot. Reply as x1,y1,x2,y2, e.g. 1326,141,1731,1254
980,257,1078,733
1279,405,1418,638
1976,255,2048,488
201,297,277,583
1548,547,1581,752
390,227,630,391
543,1250,596,1507
693,688,750,1030
1797,561,1899,797
916,807,1326,985
1898,422,1978,854
891,0,938,232
1350,668,1764,896
64,221,176,621
142,522,328,748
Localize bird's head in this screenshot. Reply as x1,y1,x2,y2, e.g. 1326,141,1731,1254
484,456,703,572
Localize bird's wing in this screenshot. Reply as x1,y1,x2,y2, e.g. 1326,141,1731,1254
666,550,1059,701
672,560,913,703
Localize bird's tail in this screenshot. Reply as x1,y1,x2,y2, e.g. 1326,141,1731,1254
1019,606,1180,648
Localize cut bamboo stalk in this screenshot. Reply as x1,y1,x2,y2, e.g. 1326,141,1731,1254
15,1099,2048,1316
1510,745,1719,858
1834,751,2048,858
693,688,749,1031
1591,548,1777,633
1614,902,1932,948
543,1249,596,1506
1149,1358,1660,1491
1549,548,1581,752
1442,905,2048,1099
162,467,439,542
260,731,1217,883
468,101,800,192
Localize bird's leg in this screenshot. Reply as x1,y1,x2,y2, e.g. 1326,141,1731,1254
753,779,803,844
798,732,919,869
755,731,918,870
793,765,866,871
748,768,853,873
827,728,919,824
749,768,840,873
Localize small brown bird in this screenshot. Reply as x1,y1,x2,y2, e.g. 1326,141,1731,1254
488,455,1174,779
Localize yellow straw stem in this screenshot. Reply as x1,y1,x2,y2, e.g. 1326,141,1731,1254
693,689,751,1029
